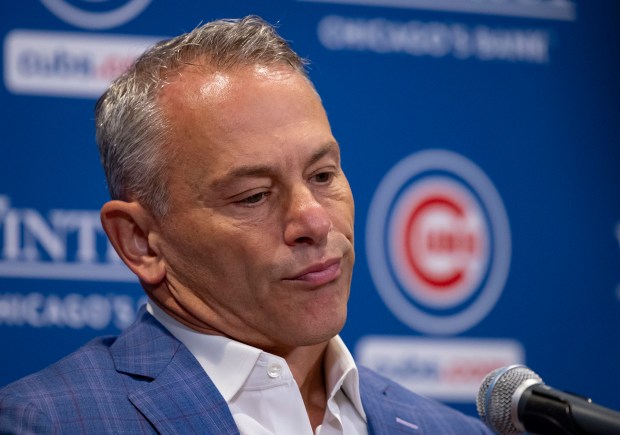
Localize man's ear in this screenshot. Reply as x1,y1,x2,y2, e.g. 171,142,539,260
100,200,166,285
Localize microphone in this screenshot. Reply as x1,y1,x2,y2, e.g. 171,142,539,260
476,365,620,435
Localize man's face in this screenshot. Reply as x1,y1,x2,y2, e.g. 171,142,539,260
153,64,355,352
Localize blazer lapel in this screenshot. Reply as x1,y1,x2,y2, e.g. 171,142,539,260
359,367,422,435
359,366,490,435
111,309,239,434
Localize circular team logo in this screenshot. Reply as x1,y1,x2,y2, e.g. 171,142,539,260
366,150,511,335
40,0,152,30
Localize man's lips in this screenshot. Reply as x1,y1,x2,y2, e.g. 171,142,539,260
284,259,342,287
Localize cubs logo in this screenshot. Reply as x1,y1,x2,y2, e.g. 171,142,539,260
40,0,152,30
366,150,511,334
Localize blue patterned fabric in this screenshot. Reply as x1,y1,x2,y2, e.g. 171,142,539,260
0,308,491,434
359,367,491,434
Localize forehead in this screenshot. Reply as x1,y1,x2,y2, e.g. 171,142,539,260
160,63,322,135
159,62,312,109
157,63,334,189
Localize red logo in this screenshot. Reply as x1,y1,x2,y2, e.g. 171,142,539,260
366,150,511,334
390,180,488,308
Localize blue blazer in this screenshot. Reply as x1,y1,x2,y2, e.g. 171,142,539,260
0,309,491,434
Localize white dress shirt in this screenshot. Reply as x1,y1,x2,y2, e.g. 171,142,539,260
147,301,368,435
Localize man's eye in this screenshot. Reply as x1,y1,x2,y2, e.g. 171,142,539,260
313,172,333,184
237,192,268,205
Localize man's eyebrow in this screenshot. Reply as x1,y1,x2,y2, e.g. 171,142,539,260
308,141,340,167
208,141,340,190
208,164,273,191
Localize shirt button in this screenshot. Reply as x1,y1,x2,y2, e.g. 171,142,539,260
267,363,282,379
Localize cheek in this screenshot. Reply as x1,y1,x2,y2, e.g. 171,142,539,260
165,219,268,280
160,218,224,279
330,195,355,236
332,180,355,222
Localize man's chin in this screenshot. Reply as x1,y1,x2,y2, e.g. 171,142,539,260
296,311,347,346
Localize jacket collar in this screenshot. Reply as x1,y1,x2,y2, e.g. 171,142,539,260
359,366,423,435
110,307,240,434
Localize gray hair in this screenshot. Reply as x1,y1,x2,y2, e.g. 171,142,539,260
95,16,308,216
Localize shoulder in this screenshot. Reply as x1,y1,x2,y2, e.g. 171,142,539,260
0,336,119,432
358,366,492,434
1,335,118,395
0,309,186,433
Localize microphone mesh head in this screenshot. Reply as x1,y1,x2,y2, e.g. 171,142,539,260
476,365,542,434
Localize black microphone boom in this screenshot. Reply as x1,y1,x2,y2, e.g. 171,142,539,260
476,365,620,435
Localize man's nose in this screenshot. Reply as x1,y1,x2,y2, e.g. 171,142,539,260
283,186,332,246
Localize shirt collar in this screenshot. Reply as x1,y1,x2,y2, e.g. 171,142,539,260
147,300,260,401
146,300,366,421
324,335,367,421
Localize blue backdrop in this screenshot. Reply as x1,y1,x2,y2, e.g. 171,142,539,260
1,0,619,418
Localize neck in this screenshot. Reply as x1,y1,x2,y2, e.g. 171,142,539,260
148,287,332,430
279,342,329,432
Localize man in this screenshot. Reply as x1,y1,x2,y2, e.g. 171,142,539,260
0,16,491,434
